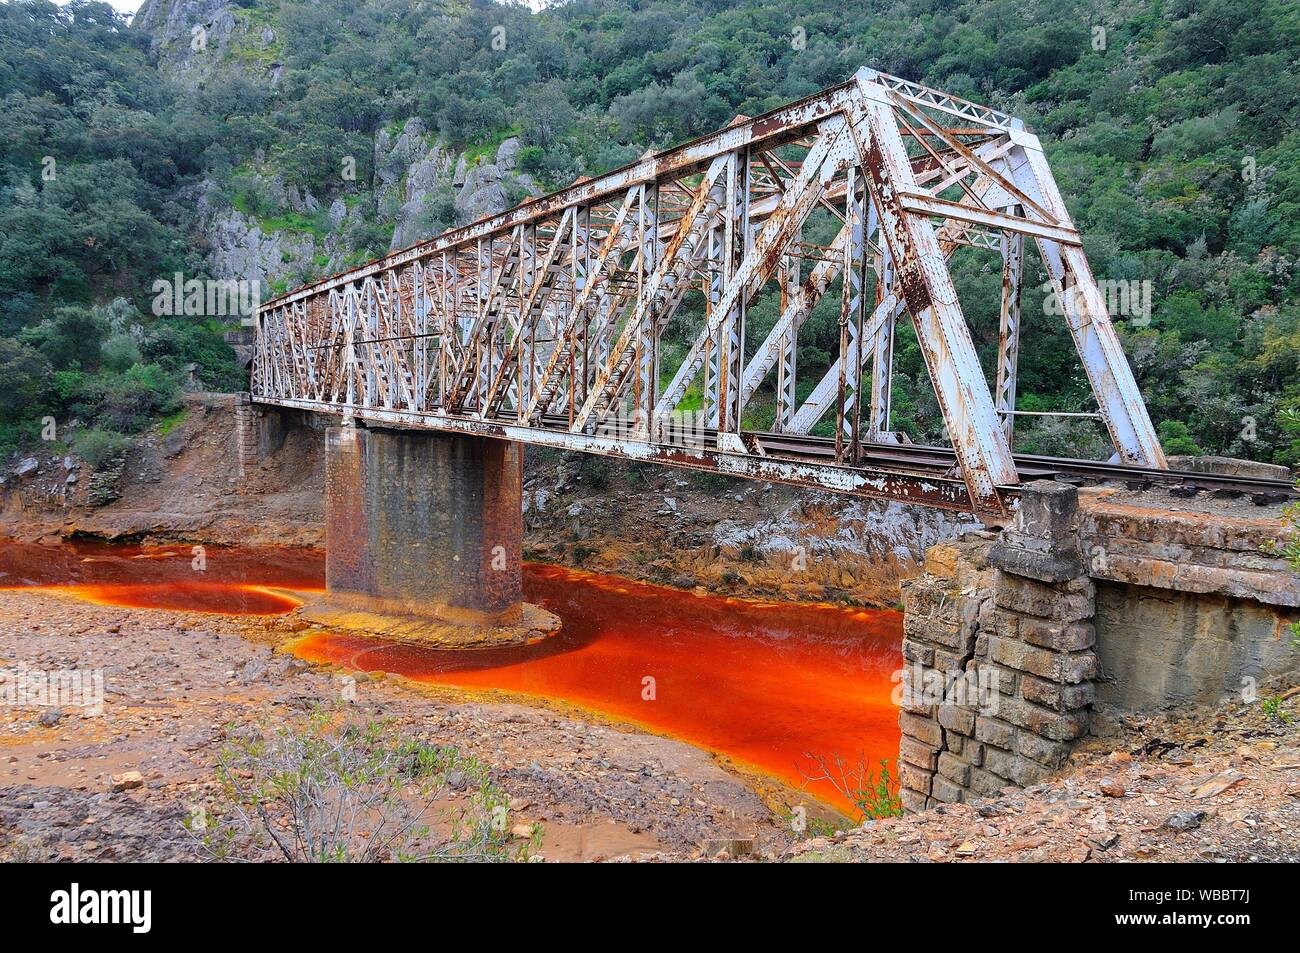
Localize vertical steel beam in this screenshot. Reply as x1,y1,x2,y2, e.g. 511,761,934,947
634,183,659,435
995,219,1024,445
703,223,723,428
717,149,751,437
866,199,897,442
1005,126,1166,467
569,204,590,424
774,224,801,432
835,168,867,461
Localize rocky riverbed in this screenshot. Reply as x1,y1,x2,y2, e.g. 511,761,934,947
3,397,1299,863
3,583,1297,862
0,588,806,862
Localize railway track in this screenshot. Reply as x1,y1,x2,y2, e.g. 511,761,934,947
532,412,1296,503
752,430,1299,504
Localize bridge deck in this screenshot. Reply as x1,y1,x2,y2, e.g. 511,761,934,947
255,395,1297,513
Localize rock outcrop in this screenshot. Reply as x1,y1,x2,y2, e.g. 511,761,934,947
133,3,542,298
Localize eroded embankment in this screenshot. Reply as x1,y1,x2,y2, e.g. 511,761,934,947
1,394,971,608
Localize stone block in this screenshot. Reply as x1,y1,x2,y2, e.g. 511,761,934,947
934,649,970,672
969,765,1009,796
899,711,943,748
1020,673,1094,711
937,752,971,786
900,787,930,813
987,483,1084,582
1016,480,1079,541
900,735,939,771
899,696,934,717
902,577,961,623
989,536,1085,584
930,774,964,804
901,639,934,666
937,703,976,736
979,606,1020,641
987,636,1097,683
1015,731,1073,769
994,572,1094,621
903,614,968,650
923,543,960,578
898,759,933,797
1019,617,1095,651
898,665,934,715
976,661,1020,697
984,746,1050,786
974,715,1015,749
1000,697,1089,742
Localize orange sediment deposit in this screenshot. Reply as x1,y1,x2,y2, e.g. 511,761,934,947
0,540,903,815
0,539,324,614
291,565,903,814
296,593,561,649
54,582,305,615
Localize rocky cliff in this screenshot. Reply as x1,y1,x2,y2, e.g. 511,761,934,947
134,0,542,295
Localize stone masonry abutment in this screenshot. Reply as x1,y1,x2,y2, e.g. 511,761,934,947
898,482,1098,811
899,480,1300,811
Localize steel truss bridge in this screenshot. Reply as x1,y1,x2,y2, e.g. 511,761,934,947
253,67,1179,517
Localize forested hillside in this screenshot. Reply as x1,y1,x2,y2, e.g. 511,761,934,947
2,0,1298,466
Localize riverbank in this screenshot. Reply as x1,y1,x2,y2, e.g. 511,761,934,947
0,586,805,861
0,393,971,607
4,580,1296,862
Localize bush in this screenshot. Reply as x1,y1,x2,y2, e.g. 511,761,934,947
197,707,531,863
19,306,107,372
576,454,611,489
72,428,130,468
97,364,182,433
1158,419,1203,456
802,754,904,822
0,338,51,424
141,320,246,393
101,333,143,374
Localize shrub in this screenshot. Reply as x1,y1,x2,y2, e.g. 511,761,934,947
72,428,130,468
1158,419,1203,456
576,454,611,489
802,754,904,822
0,338,51,424
197,706,531,863
97,364,182,432
101,333,143,374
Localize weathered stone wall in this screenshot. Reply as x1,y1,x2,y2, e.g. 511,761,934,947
1078,491,1300,709
1092,583,1298,708
899,482,1099,810
234,393,321,482
234,393,257,478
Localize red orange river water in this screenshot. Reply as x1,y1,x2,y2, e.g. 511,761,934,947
0,540,903,814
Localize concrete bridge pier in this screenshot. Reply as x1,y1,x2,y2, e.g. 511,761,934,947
300,424,559,648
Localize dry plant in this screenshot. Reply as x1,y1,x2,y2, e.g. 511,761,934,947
193,705,531,862
801,752,904,822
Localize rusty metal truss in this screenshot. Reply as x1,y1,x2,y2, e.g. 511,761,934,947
251,67,1167,516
